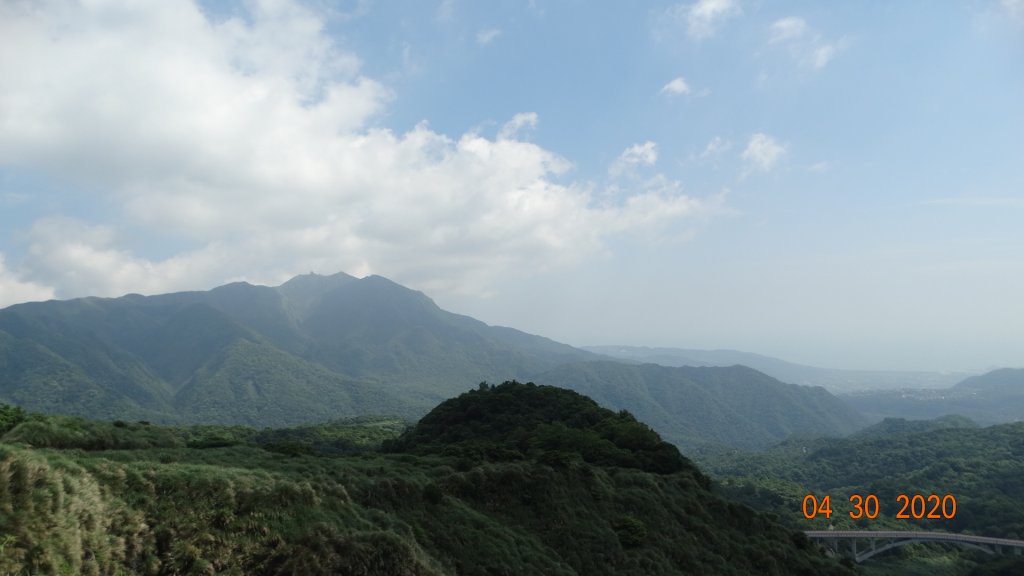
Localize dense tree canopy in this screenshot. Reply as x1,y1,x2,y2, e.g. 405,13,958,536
387,381,698,477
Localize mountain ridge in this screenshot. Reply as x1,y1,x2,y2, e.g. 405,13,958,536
842,367,1024,425
585,344,972,392
0,272,866,448
533,361,865,449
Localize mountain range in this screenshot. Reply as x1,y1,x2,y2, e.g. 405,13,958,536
0,272,863,448
841,367,1024,424
584,345,971,393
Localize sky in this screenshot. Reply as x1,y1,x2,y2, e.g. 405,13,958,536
1,0,1022,372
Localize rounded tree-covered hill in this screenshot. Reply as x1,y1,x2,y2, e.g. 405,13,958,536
388,380,701,477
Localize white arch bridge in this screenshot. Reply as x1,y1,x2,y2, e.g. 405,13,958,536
805,530,1024,563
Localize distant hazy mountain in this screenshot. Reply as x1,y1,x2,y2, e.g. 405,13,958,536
533,361,865,449
953,367,1024,395
842,368,1024,424
584,345,970,393
1,272,866,448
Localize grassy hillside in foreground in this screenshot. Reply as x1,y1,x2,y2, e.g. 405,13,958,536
0,385,855,576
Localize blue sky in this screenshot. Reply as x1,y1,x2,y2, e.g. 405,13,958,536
1,0,1022,371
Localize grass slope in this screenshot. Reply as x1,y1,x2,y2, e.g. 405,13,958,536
0,387,855,576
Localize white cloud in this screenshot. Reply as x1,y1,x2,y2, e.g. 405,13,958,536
609,141,658,178
660,77,691,95
401,42,424,75
497,112,538,140
769,16,808,43
0,254,55,308
767,16,845,70
655,0,740,42
741,133,786,172
810,43,839,69
0,1,713,301
684,0,741,40
476,28,501,45
698,136,730,160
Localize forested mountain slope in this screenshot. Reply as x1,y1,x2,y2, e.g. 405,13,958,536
698,416,1024,575
534,361,865,449
1,272,865,449
0,273,596,423
701,417,1024,538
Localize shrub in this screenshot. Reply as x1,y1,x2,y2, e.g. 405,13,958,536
0,403,27,436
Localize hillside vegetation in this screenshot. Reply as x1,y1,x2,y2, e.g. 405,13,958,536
0,385,855,576
0,273,593,425
534,361,865,449
698,416,1024,575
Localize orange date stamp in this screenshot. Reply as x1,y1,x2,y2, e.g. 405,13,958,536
802,493,957,520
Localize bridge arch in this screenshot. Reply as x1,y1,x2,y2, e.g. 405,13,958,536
855,536,993,563
805,530,1024,564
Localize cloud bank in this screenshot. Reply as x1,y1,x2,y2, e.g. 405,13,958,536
0,0,710,304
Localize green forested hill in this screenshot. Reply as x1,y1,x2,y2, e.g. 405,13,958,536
698,416,1024,574
534,361,865,449
0,272,596,424
702,418,1024,537
295,274,596,398
0,386,855,576
0,272,864,450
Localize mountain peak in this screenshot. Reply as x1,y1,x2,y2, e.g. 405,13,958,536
274,271,358,321
276,271,357,289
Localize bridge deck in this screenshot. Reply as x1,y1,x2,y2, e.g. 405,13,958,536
805,530,1024,548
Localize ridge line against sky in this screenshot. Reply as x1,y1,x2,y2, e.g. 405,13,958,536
1,0,1022,372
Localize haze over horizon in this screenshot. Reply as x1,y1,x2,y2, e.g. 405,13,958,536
1,1,1022,373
